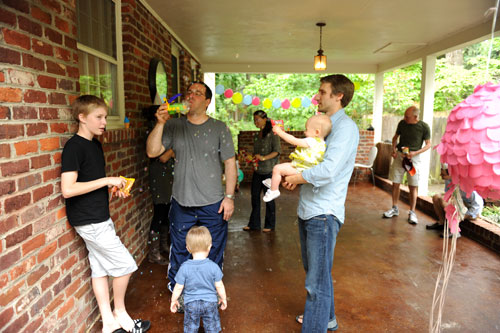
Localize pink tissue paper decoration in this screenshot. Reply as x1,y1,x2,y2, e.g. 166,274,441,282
436,82,500,232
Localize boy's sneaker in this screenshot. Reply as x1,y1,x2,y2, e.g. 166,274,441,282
262,178,272,189
263,189,280,202
383,206,399,218
408,210,418,224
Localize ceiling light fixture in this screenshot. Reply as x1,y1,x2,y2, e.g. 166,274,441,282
314,22,327,71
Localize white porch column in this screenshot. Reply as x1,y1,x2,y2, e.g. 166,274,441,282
372,72,384,144
204,72,216,115
418,55,436,196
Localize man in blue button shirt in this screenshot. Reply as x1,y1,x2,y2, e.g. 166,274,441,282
283,75,359,332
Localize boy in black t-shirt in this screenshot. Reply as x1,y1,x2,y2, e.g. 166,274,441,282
61,95,150,333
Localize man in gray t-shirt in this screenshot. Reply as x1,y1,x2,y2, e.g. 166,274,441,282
147,81,237,294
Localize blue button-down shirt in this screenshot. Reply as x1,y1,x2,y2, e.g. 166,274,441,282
298,109,359,223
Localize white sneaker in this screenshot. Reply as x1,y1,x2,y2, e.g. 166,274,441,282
408,210,418,224
383,206,399,218
263,189,280,202
262,178,272,189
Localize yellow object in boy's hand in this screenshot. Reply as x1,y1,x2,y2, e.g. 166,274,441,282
119,176,135,195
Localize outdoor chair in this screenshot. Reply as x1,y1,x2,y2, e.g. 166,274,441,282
353,146,378,185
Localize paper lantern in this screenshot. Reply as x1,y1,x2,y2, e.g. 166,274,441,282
311,95,318,105
354,82,361,91
215,84,225,95
252,97,260,106
272,98,281,108
224,89,233,98
436,82,500,232
281,98,290,109
291,98,301,108
263,98,272,109
302,97,311,108
232,92,243,104
243,95,252,105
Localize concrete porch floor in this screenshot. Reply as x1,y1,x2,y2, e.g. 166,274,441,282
120,183,500,332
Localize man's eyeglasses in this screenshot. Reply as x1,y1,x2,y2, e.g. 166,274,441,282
186,90,205,97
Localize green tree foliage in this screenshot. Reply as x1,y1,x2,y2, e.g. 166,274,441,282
211,37,500,144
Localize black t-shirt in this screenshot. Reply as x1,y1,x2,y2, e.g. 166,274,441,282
61,134,110,226
396,120,431,152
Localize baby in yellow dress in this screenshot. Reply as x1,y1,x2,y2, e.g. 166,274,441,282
262,114,332,202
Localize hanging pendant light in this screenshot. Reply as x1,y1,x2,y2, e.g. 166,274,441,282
314,22,327,71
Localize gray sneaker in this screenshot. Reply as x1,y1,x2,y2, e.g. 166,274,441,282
383,206,399,218
408,210,418,224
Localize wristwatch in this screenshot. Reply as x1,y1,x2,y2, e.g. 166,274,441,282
225,194,235,200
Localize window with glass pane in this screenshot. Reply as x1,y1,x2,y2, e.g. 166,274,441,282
78,51,118,116
77,0,116,57
76,0,118,116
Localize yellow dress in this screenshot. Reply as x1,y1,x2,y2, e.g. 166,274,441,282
289,137,326,172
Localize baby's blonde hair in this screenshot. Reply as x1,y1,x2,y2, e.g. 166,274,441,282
186,226,212,253
307,114,332,138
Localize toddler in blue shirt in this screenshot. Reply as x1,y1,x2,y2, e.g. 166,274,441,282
170,226,227,332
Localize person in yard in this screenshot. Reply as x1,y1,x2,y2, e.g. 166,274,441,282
382,106,431,224
428,163,483,238
261,114,332,202
243,110,281,232
61,95,150,333
170,226,227,333
282,74,359,332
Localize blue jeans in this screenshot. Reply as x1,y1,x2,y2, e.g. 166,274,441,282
299,214,341,332
184,300,221,333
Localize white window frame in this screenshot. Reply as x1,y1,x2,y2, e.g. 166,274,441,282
77,0,125,129
171,42,181,96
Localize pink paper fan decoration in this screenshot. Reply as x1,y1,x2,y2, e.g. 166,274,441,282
436,82,500,232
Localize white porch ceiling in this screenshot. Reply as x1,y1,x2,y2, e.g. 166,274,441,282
143,0,499,73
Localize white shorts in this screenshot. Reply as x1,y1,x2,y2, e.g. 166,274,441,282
75,219,138,278
388,152,421,187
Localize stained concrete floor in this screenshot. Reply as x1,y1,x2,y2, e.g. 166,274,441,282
122,183,500,332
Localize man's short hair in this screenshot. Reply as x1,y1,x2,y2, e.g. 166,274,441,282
71,95,107,122
191,81,213,101
408,106,420,117
186,226,212,253
320,74,355,108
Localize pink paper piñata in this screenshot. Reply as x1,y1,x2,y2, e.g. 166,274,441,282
436,82,500,232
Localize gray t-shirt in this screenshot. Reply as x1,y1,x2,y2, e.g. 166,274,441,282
161,116,235,207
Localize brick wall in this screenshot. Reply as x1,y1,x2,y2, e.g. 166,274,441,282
0,0,199,331
237,129,376,182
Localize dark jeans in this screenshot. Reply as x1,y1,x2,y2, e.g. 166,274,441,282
299,214,342,332
168,198,227,286
248,172,276,230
